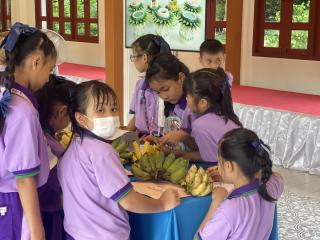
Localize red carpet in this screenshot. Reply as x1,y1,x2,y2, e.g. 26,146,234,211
58,63,320,117
232,85,320,116
59,63,105,80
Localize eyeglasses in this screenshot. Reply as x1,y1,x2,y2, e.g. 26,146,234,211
130,54,142,62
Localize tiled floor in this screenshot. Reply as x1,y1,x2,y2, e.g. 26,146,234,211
274,165,320,240
274,166,320,200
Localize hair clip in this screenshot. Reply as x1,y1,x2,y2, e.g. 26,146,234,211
251,139,271,156
153,36,171,54
0,22,38,52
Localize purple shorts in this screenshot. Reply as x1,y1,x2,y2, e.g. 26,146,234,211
0,192,23,240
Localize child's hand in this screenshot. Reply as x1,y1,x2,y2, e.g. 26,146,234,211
160,189,180,211
141,134,160,144
212,186,228,201
207,166,222,182
159,131,185,146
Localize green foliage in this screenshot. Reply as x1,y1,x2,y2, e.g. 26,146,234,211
52,0,98,36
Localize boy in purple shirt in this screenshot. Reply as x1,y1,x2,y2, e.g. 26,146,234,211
199,39,233,86
196,128,284,240
128,34,171,136
0,23,57,240
58,80,180,240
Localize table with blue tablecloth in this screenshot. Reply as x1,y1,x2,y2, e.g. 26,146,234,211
126,163,278,240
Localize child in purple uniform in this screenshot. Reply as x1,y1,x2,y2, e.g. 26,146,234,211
58,81,180,240
159,68,242,162
35,75,76,240
199,39,233,86
128,34,171,135
196,128,284,240
0,23,57,240
146,53,199,152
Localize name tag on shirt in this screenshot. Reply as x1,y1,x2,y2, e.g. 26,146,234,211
0,206,7,216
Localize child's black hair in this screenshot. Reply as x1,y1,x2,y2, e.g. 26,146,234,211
200,39,224,56
0,25,57,133
35,74,76,132
132,34,171,61
146,53,190,117
218,128,275,202
184,68,242,127
69,80,118,139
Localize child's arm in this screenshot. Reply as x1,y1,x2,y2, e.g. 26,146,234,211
198,187,228,232
127,116,136,131
160,130,198,150
16,177,45,240
119,188,180,213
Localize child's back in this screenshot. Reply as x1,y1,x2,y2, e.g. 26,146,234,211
200,174,283,240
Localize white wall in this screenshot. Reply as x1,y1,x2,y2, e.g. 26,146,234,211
241,0,320,95
11,0,105,67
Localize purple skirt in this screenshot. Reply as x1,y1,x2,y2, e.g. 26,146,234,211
0,192,23,240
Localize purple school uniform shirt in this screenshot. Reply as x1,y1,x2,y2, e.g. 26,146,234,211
0,83,49,240
0,85,49,192
199,174,284,240
45,132,65,158
130,77,159,134
191,113,238,162
58,136,133,240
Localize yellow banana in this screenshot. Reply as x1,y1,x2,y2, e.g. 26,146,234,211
191,182,207,196
199,184,212,196
133,141,141,160
190,172,202,190
142,141,150,155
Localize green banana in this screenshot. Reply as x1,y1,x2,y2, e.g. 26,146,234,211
141,154,152,173
162,153,175,170
115,142,129,153
119,158,127,164
155,152,165,169
148,154,157,172
132,164,151,180
167,158,188,174
169,166,188,184
120,152,133,159
112,138,121,148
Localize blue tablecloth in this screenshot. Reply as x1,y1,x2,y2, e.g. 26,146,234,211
126,163,278,240
129,191,278,240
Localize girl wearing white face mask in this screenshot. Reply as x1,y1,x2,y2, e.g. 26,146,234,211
58,80,181,240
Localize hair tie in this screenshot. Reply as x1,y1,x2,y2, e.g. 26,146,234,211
153,36,171,54
221,79,230,95
0,22,38,52
250,139,270,156
0,86,12,118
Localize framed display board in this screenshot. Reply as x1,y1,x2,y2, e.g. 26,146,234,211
125,0,207,52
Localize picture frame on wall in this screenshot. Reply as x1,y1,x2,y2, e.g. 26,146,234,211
125,0,207,52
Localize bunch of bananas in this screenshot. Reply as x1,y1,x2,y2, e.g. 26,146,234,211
55,128,73,149
132,152,189,184
132,141,158,162
111,138,133,164
181,164,212,197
